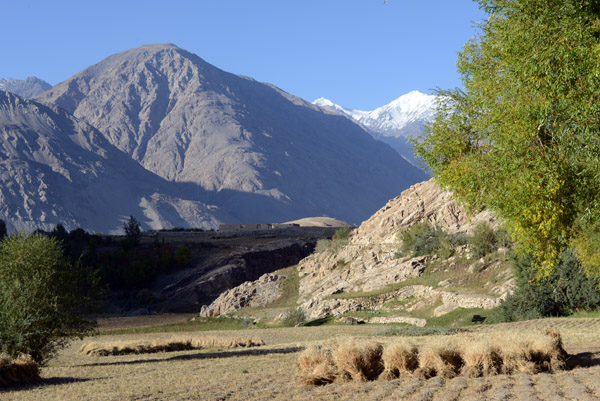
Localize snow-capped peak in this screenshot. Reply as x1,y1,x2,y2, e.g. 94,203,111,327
313,90,437,139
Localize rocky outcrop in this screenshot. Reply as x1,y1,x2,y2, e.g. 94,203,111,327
199,273,285,317
158,238,315,311
296,180,511,322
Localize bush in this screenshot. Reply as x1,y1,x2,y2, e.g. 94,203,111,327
497,250,600,322
399,222,462,259
332,228,350,242
468,222,497,258
0,235,98,364
281,308,306,327
0,219,6,240
175,246,192,266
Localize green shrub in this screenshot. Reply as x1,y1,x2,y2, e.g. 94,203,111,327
399,222,460,258
281,308,306,327
332,228,350,242
0,235,98,364
468,222,497,258
497,250,600,322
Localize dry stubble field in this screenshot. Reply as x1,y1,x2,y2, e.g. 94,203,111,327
2,317,600,401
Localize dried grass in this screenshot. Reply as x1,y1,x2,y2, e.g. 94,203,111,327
379,340,419,380
296,346,337,386
0,354,40,388
497,329,568,375
415,340,463,379
461,338,502,378
297,329,569,386
80,336,265,356
331,340,383,382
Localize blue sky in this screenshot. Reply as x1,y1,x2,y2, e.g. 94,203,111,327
1,0,486,110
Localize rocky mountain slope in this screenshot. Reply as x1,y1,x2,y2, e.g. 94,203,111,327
314,91,437,165
35,44,427,225
296,179,513,320
0,90,224,233
0,77,52,98
201,180,515,324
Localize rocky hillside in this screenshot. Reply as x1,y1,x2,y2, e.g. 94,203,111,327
200,180,515,325
0,90,224,233
296,180,513,320
35,44,427,225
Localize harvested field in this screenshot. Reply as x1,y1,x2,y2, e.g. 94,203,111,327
2,318,600,400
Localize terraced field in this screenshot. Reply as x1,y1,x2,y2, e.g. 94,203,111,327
2,318,600,401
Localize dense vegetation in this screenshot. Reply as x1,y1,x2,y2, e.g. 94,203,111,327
0,216,197,365
414,0,600,276
0,233,97,364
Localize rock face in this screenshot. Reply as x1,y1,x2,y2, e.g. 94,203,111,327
199,273,285,317
0,77,52,99
0,90,223,233
36,43,427,225
296,179,511,321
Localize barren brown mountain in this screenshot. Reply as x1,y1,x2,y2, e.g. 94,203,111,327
36,44,427,224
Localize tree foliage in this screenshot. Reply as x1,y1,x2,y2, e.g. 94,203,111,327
414,0,600,275
123,215,142,249
497,250,600,321
0,235,97,364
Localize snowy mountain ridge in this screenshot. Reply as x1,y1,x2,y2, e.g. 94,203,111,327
314,91,437,166
314,90,437,138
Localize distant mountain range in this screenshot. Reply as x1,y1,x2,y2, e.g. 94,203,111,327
0,44,428,233
314,91,437,165
0,77,52,99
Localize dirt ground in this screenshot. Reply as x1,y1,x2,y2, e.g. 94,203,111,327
3,318,600,401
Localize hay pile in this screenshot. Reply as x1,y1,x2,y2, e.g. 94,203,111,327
80,336,265,356
0,354,40,388
297,329,568,385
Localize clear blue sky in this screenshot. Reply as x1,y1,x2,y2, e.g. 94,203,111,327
1,0,486,111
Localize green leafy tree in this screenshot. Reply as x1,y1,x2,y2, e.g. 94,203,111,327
414,0,600,275
0,235,98,364
123,215,142,248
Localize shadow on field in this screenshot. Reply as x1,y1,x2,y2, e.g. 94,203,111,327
1,377,92,393
76,346,305,367
566,351,600,369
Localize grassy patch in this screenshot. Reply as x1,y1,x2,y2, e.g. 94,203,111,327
425,307,495,327
263,265,300,309
568,309,600,318
372,326,467,337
